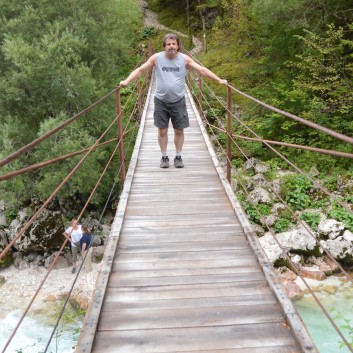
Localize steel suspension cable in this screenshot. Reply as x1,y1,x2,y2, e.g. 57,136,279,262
193,74,353,218
2,111,139,352
185,48,353,146
192,87,353,352
43,122,139,353
43,101,141,351
195,83,353,286
233,135,353,159
0,76,142,262
0,50,148,170
0,88,118,168
0,138,117,181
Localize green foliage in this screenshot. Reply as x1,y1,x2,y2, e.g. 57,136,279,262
301,211,321,230
0,0,143,212
273,218,293,233
281,174,313,211
328,203,353,232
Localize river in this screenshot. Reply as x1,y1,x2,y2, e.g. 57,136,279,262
294,276,353,353
1,274,352,352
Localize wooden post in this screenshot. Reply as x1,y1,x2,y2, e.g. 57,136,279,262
227,86,232,182
116,87,126,183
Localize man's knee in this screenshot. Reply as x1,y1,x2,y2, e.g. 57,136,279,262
174,128,184,137
158,128,168,137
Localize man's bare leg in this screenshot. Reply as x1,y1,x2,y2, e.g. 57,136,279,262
158,128,169,168
174,128,184,153
174,128,185,168
158,128,168,153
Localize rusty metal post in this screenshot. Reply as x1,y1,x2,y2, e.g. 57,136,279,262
116,87,126,183
138,80,142,122
198,77,203,118
148,40,153,58
227,86,232,182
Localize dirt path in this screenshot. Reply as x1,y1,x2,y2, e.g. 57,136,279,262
139,0,203,56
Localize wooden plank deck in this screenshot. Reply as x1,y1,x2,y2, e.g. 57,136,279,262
76,79,317,353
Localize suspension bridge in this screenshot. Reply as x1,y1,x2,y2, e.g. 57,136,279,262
1,48,353,353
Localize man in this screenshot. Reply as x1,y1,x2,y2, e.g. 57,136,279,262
119,33,227,168
63,219,82,274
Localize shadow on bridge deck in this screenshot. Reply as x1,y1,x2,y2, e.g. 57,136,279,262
75,79,317,353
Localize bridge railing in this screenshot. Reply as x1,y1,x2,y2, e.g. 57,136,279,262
185,50,353,352
0,49,152,353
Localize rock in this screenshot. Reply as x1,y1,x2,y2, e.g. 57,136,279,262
261,214,278,227
309,166,320,177
271,179,281,195
8,209,65,252
323,255,340,273
247,173,267,190
44,294,57,302
300,266,326,280
0,210,6,227
337,175,353,193
18,260,30,271
324,230,353,265
290,254,303,270
0,275,5,286
251,223,265,237
322,285,338,294
44,252,70,269
259,227,319,264
278,267,297,281
281,280,303,300
92,246,105,263
243,157,259,171
255,163,271,174
317,218,345,240
248,187,272,205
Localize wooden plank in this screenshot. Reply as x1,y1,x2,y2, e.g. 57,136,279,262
117,241,249,253
109,271,264,287
118,232,244,244
102,292,278,311
105,281,270,301
76,82,314,353
124,203,233,216
98,303,284,331
117,247,252,259
92,323,298,353
112,257,259,272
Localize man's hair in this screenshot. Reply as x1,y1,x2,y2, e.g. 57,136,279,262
162,33,181,51
82,224,89,232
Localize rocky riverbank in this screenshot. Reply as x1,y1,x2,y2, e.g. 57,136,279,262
0,262,99,320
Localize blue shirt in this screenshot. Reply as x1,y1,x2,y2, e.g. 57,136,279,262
80,232,92,250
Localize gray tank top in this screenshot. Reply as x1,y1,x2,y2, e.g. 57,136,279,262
155,52,187,103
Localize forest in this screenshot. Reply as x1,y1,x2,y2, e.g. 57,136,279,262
1,0,352,220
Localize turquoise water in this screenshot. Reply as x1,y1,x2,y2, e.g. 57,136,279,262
294,285,353,353
0,309,82,353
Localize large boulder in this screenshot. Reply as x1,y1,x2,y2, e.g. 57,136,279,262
324,230,353,265
247,187,272,205
259,227,320,264
317,218,345,240
8,208,65,252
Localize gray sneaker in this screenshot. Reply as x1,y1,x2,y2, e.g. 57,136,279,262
160,156,169,168
174,156,184,168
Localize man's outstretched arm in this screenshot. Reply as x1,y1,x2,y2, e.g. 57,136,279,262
185,55,227,85
119,54,157,87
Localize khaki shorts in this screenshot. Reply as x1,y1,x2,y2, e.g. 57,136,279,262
154,96,189,129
